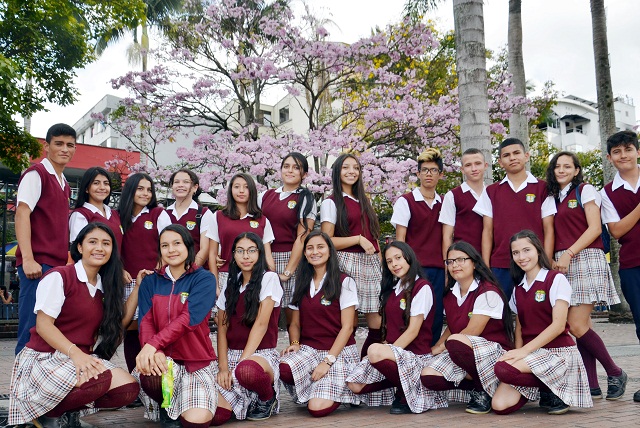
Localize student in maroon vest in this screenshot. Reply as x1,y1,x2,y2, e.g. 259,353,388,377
118,173,171,375
69,167,123,250
279,231,360,416
599,131,640,402
258,153,317,326
392,148,445,345
215,232,283,423
546,151,626,400
492,230,592,415
473,138,556,298
166,168,214,269
321,153,382,358
9,223,139,427
439,148,488,254
136,224,218,427
347,242,447,415
15,123,76,354
421,241,513,415
207,173,275,291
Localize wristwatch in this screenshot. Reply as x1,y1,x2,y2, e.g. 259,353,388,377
284,270,292,278
324,354,336,366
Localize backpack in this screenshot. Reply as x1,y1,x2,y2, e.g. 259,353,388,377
575,183,611,254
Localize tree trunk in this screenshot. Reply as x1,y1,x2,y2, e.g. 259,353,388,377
453,0,493,183
590,0,628,313
507,0,529,150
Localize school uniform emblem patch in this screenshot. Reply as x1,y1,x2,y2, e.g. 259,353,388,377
535,290,546,302
568,199,578,209
186,221,196,230
249,220,259,228
525,194,536,203
320,295,331,306
180,292,189,304
144,221,153,230
399,298,406,310
468,312,473,318
287,200,297,209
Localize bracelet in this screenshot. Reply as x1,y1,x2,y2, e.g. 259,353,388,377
566,249,575,258
290,340,300,346
67,343,77,357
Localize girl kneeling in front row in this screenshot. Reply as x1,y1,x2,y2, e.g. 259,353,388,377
347,241,447,414
491,230,593,415
280,231,360,416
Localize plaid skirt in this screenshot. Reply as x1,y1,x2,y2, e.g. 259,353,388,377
217,272,229,293
555,248,620,306
279,344,360,405
273,251,296,307
346,345,448,413
124,279,139,320
9,348,117,425
336,251,382,313
214,348,281,420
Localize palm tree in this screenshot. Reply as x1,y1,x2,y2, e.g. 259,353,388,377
508,0,528,150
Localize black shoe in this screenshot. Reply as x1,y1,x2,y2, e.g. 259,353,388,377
65,412,97,428
539,391,552,408
246,396,277,421
389,396,412,415
158,408,180,428
465,390,491,414
33,416,68,428
590,387,602,399
126,397,143,408
633,390,640,402
606,370,627,400
546,393,569,415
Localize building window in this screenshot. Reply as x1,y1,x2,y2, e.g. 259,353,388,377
279,106,290,123
260,110,272,125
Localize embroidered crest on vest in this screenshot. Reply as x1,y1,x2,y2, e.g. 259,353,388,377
186,220,196,230
535,290,546,302
525,194,536,203
468,312,473,318
144,221,153,230
399,298,406,310
249,220,259,228
568,199,578,209
320,295,331,306
287,200,297,209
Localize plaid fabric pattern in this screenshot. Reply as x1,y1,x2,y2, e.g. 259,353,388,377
336,251,382,313
166,362,218,420
556,248,620,306
214,348,281,420
217,272,229,293
280,344,360,405
9,348,116,425
345,357,394,407
124,279,139,320
273,251,295,307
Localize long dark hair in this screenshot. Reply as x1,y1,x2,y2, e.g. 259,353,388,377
75,167,113,208
546,151,584,201
169,168,202,201
119,173,158,233
379,241,424,342
70,223,125,359
159,224,196,270
509,230,553,285
222,173,262,220
445,241,514,345
223,232,268,327
290,231,341,306
330,153,380,240
281,152,315,236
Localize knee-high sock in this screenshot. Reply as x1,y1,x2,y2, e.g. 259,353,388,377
493,395,528,415
577,329,622,377
47,371,113,417
308,402,340,417
94,382,140,409
446,340,483,391
235,360,274,401
179,416,212,428
370,359,401,388
494,361,548,390
576,336,599,388
211,407,232,426
123,330,141,373
420,374,474,391
356,379,394,394
279,362,294,385
140,374,163,404
361,328,381,359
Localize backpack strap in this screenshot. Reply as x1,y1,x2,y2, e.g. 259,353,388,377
575,183,585,208
195,204,203,231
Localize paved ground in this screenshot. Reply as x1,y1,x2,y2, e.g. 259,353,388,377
1,320,639,427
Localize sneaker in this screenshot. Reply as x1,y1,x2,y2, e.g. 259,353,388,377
246,396,277,421
466,390,491,414
546,393,569,415
606,370,627,400
33,416,68,428
65,412,97,428
633,390,640,402
590,387,602,399
389,396,412,415
158,408,181,428
539,391,552,408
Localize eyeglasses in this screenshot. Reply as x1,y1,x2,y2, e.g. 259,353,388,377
234,248,259,256
444,257,471,266
420,167,441,175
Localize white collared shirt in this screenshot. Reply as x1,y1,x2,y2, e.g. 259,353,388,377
559,183,599,205
216,271,283,309
320,192,361,225
34,261,104,319
258,187,317,220
601,166,640,223
288,273,359,311
438,182,486,226
447,279,503,319
69,203,114,243
17,158,68,211
165,200,214,233
392,276,433,319
206,211,275,243
130,206,171,234
508,268,572,314
390,187,442,228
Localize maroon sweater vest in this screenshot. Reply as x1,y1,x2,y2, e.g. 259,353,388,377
225,287,280,350
443,280,512,350
487,180,548,268
73,207,124,250
515,270,573,348
167,206,210,268
604,182,640,269
384,278,434,355
329,195,379,253
451,186,483,252
299,273,356,350
554,185,603,252
216,212,268,273
400,193,443,268
121,207,164,276
27,265,103,354
17,163,70,267
261,189,300,252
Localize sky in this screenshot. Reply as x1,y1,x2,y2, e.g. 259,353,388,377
29,0,639,138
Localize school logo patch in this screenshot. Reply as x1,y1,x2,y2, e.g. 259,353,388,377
535,290,546,303
186,221,196,231
249,220,259,228
180,292,189,304
568,199,578,209
287,200,297,209
144,221,154,230
525,194,536,203
468,312,473,318
399,298,406,310
320,295,331,306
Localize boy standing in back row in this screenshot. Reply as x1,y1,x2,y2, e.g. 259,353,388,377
473,138,556,298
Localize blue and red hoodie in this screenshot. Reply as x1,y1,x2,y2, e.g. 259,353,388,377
138,264,217,372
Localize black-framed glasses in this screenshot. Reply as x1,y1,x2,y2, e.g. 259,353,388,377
444,257,471,266
420,167,441,175
234,248,259,256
